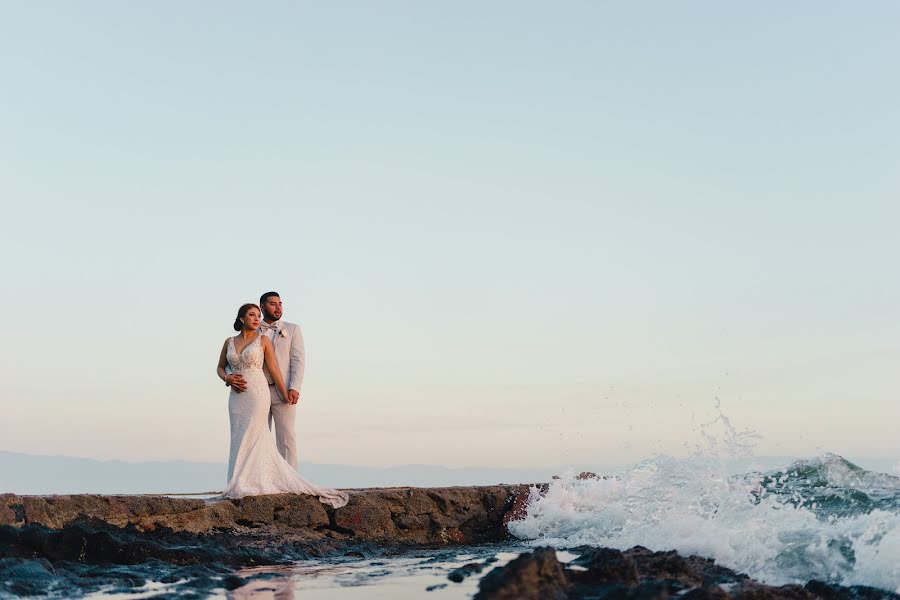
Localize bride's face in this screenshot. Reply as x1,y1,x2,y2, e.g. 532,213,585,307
243,307,262,331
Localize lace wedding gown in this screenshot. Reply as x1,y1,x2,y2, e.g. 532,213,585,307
223,335,349,508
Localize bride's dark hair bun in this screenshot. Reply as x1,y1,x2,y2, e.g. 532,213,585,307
233,303,260,331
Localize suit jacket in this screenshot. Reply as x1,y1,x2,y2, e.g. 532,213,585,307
261,320,305,393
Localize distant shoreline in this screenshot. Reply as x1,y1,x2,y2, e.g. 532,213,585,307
2,449,897,495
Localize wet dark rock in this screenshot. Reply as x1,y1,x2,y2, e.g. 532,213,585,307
804,580,900,600
0,557,57,596
448,561,486,582
0,522,292,566
475,547,570,600
731,583,815,599
221,574,245,590
417,549,464,564
474,547,899,600
85,563,146,588
620,580,671,599
624,546,704,587
730,582,897,600
681,585,733,600
572,546,640,585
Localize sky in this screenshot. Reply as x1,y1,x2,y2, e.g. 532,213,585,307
1,2,898,472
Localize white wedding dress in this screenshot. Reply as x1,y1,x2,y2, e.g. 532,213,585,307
223,335,349,508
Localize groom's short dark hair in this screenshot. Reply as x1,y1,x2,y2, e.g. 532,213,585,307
260,291,280,305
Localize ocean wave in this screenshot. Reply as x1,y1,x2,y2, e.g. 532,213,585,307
507,451,900,592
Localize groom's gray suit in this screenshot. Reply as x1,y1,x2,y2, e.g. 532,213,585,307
259,320,305,469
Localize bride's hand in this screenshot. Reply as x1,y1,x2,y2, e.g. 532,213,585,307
225,374,247,393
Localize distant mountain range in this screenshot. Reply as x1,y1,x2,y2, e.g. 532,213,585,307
3,451,894,496
0,451,556,494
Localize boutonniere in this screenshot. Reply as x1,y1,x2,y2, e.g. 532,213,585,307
278,329,287,337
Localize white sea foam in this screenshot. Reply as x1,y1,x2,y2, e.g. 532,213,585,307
507,409,900,592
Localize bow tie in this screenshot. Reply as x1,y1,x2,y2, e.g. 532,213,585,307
260,322,279,332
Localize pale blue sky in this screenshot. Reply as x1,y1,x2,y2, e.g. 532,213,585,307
1,2,897,469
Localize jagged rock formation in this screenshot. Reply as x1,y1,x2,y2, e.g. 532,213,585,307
473,547,899,600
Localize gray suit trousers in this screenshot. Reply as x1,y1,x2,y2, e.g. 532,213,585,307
267,384,298,470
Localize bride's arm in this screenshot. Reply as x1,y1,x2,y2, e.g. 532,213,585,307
216,339,230,383
216,339,245,391
261,336,292,404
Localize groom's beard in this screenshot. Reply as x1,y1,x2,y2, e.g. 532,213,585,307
262,310,280,323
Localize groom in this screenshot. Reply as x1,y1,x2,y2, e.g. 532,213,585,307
257,290,305,469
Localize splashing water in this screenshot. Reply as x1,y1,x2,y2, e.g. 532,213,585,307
507,407,900,592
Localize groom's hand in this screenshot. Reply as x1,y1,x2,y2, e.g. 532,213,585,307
289,390,300,405
230,374,248,393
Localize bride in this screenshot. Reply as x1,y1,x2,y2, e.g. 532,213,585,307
216,303,349,508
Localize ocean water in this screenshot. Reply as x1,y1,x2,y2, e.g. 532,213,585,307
507,412,900,593
87,548,541,599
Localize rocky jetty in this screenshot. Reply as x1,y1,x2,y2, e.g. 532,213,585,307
0,486,520,596
1,486,519,545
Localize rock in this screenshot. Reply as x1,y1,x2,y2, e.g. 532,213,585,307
236,493,330,529
572,547,640,585
804,580,900,600
620,580,672,599
448,561,486,582
0,557,57,596
0,521,286,566
624,547,704,588
731,583,815,600
502,484,545,526
0,486,518,547
475,547,571,600
332,486,516,544
332,491,396,539
681,586,733,600
221,574,245,590
471,546,898,600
